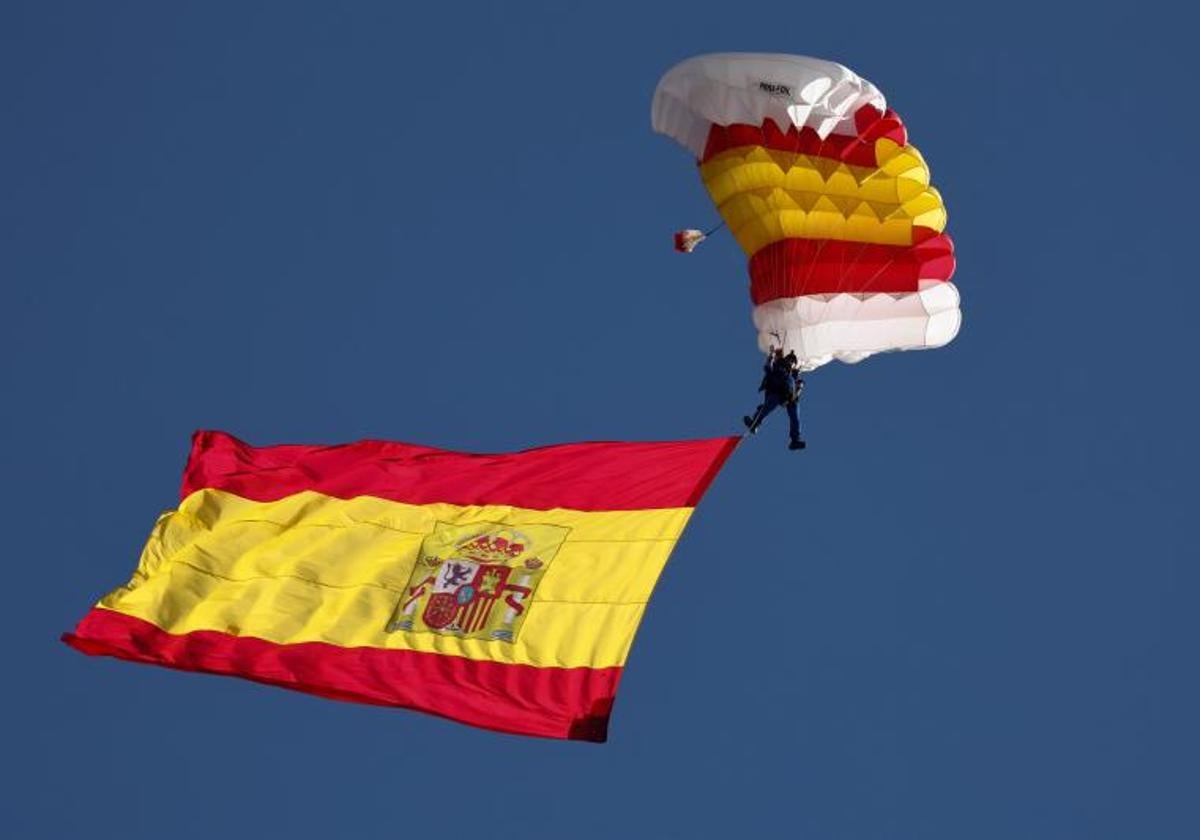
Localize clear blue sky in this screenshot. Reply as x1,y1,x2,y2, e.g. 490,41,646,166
3,2,1196,838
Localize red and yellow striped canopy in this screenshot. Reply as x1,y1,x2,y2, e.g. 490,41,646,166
653,53,960,370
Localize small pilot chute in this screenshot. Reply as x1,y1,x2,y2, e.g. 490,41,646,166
673,228,708,253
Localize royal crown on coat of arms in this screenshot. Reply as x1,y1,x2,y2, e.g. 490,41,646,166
385,521,568,643
457,533,527,562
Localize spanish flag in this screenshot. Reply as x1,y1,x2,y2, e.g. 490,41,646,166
64,431,737,741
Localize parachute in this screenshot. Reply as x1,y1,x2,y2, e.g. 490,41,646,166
653,53,960,371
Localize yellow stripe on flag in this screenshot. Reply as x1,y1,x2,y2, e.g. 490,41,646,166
96,489,695,669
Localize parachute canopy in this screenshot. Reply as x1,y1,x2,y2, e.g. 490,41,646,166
653,53,959,370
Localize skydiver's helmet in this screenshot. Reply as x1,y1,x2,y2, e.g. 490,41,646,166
783,351,798,367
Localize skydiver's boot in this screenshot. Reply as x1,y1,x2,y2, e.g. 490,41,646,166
788,438,806,451
743,411,762,434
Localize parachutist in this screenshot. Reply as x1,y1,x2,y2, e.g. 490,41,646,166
743,348,805,450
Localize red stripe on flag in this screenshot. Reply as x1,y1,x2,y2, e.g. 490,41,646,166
64,609,621,742
701,105,908,166
181,431,739,512
748,232,956,303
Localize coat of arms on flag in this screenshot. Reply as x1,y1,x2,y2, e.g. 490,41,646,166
386,522,568,643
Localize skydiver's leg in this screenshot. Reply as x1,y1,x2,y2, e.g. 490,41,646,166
748,393,780,433
786,401,805,450
744,392,776,433
786,401,801,440
746,405,766,429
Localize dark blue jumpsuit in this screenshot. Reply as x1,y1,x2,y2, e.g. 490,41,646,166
749,356,803,443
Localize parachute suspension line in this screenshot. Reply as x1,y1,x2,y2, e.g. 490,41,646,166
702,219,726,238
769,330,784,357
